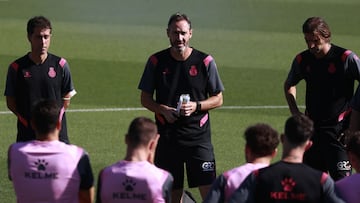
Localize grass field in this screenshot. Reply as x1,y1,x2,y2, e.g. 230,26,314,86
1,0,360,202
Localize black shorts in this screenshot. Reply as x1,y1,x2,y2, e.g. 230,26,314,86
155,140,216,189
303,123,351,180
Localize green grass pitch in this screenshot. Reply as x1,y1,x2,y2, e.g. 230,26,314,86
1,0,360,202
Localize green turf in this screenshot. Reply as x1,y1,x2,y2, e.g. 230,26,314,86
1,0,360,202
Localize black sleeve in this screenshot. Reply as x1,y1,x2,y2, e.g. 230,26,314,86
228,173,256,203
322,176,345,203
162,174,174,203
203,174,227,203
77,152,94,190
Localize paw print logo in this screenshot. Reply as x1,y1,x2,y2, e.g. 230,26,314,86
281,178,296,192
122,178,136,191
34,159,48,171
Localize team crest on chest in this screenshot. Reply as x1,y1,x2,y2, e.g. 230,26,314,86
23,71,32,78
48,67,56,78
189,65,198,76
328,63,336,74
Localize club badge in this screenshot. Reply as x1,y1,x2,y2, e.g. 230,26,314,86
189,65,198,76
48,67,56,78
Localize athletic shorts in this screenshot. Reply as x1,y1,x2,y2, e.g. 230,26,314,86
155,140,216,189
303,123,351,180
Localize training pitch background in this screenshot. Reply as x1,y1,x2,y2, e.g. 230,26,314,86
1,0,360,201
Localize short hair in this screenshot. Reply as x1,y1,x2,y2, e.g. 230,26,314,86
302,17,331,42
345,131,360,159
27,16,52,36
126,117,158,148
167,12,192,29
244,123,279,157
31,100,60,135
284,114,314,145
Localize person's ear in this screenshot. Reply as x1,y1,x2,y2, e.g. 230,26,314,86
166,28,170,38
149,134,160,152
271,148,278,158
305,140,313,151
56,120,61,130
148,134,160,164
125,134,129,145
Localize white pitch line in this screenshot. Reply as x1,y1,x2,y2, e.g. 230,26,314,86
0,105,304,115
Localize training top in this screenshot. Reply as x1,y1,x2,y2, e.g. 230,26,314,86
8,140,94,203
335,173,360,203
204,163,268,203
138,48,224,146
96,160,173,203
285,45,360,124
4,53,76,143
228,161,344,203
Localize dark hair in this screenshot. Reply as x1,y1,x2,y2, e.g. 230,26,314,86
302,17,331,42
167,12,191,29
31,100,60,135
244,123,279,157
126,117,158,148
345,131,360,159
27,16,52,36
284,114,314,145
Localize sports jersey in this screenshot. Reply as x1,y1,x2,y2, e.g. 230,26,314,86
204,163,268,203
4,53,76,143
335,174,360,203
228,161,344,203
286,44,360,124
138,48,224,146
96,160,173,203
8,140,94,203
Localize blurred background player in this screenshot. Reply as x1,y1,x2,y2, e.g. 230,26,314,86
96,117,173,203
204,123,279,203
228,114,344,203
284,16,360,180
335,131,360,203
8,99,94,203
138,12,224,202
4,15,76,143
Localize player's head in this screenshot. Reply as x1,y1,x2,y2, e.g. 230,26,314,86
167,12,192,54
284,114,314,146
345,131,360,172
27,16,52,55
244,123,279,159
302,17,331,42
31,99,61,137
167,12,192,30
27,16,52,36
126,117,159,149
302,17,331,56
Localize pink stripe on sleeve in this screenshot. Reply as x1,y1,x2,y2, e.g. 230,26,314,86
320,172,328,185
150,55,158,66
203,55,213,67
341,50,352,62
59,58,67,68
296,54,302,64
11,62,19,71
59,106,65,122
200,113,208,127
